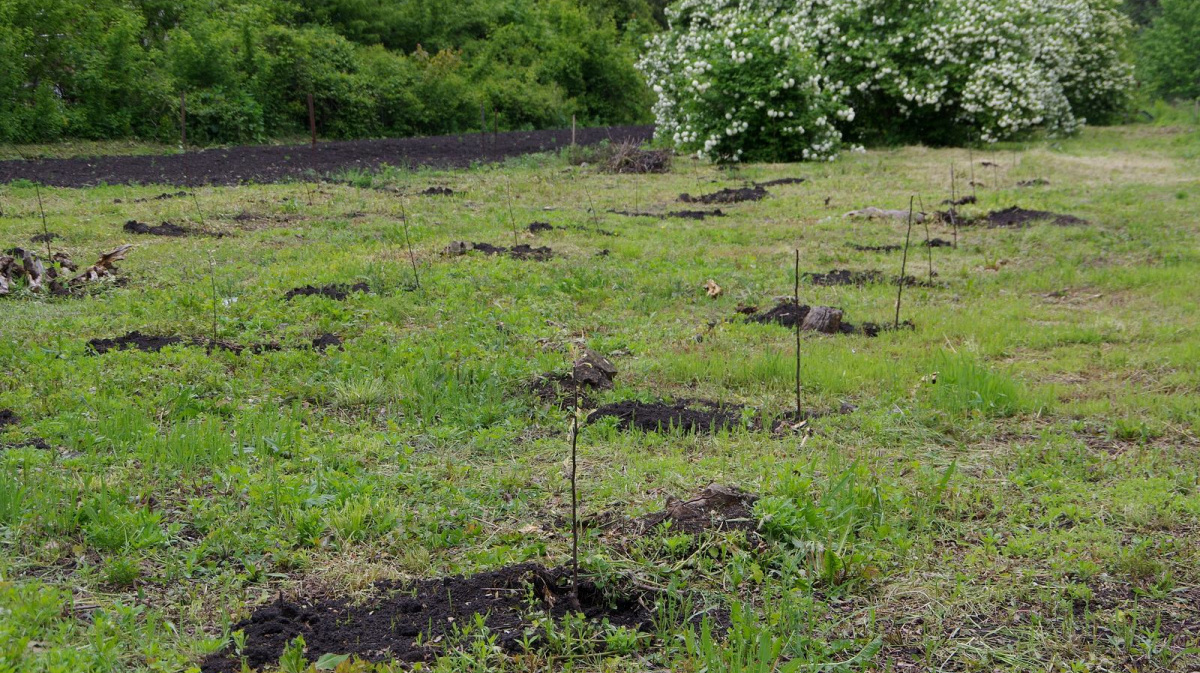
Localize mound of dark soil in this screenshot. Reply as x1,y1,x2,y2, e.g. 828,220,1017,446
528,222,553,233
419,186,454,196
445,242,552,261
630,484,759,536
530,349,617,408
667,209,724,220
1,437,51,451
602,144,672,174
0,409,18,428
860,320,917,337
30,232,59,243
805,269,884,286
1016,179,1050,187
590,399,747,434
199,563,652,673
925,238,953,247
755,177,805,187
311,333,343,351
985,207,1087,227
510,244,552,260
941,196,977,206
679,186,767,205
0,126,654,188
283,283,369,301
605,209,652,218
87,331,183,354
744,301,906,336
850,243,901,253
123,220,192,237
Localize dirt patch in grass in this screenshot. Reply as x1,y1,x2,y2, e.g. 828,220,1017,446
629,484,759,536
418,186,454,196
925,238,953,247
528,222,553,233
755,177,805,187
1017,178,1050,187
942,195,977,206
445,242,553,261
88,331,342,355
589,399,748,434
983,207,1088,227
530,349,617,408
850,243,901,253
0,409,18,428
199,563,652,672
667,209,725,220
743,301,911,337
679,186,767,205
0,126,655,188
804,269,930,287
30,232,59,243
283,283,369,301
1,437,51,451
123,220,193,237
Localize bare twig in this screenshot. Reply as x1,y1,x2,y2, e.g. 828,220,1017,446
191,192,205,228
968,143,977,200
919,195,933,283
570,370,581,603
794,249,801,418
895,196,915,330
504,176,518,247
399,199,420,290
34,183,51,258
209,253,219,348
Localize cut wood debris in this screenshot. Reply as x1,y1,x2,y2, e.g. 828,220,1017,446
2,244,132,296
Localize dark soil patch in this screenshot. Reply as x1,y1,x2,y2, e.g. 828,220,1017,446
984,206,1087,227
804,269,884,286
1,437,51,451
605,209,653,218
924,238,953,247
87,331,183,354
88,331,342,355
1017,178,1050,187
455,242,553,261
860,320,917,337
530,350,616,408
850,243,901,253
667,209,725,220
0,409,18,428
755,177,805,187
30,232,59,243
123,220,192,237
0,126,654,188
744,301,908,336
311,333,343,351
941,195,977,206
527,222,553,233
199,563,652,673
629,484,759,536
679,186,768,205
419,186,454,196
283,283,369,301
510,244,552,260
589,399,748,434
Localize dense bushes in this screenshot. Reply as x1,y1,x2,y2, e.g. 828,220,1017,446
640,0,1134,162
0,0,654,144
1136,0,1200,101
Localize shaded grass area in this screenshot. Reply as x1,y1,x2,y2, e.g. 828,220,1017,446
0,125,1199,671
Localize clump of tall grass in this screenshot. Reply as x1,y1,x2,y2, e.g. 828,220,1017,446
929,352,1046,418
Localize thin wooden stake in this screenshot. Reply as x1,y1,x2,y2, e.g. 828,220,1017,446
307,93,317,148
480,104,487,149
191,192,205,228
950,164,957,204
968,144,977,200
794,249,801,419
895,196,915,330
209,254,219,348
180,92,187,146
919,195,933,283
571,115,576,146
570,373,581,603
505,177,518,247
34,183,51,258
399,199,420,291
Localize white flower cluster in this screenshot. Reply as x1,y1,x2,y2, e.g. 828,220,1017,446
638,0,1132,162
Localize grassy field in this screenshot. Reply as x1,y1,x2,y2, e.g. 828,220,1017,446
1,124,1199,672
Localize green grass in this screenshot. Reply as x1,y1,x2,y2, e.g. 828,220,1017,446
1,125,1199,672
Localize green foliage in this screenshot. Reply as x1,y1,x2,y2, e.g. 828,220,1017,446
930,352,1044,418
0,0,650,144
1137,0,1200,101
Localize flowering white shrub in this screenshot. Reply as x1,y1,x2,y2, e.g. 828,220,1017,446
639,0,1132,162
